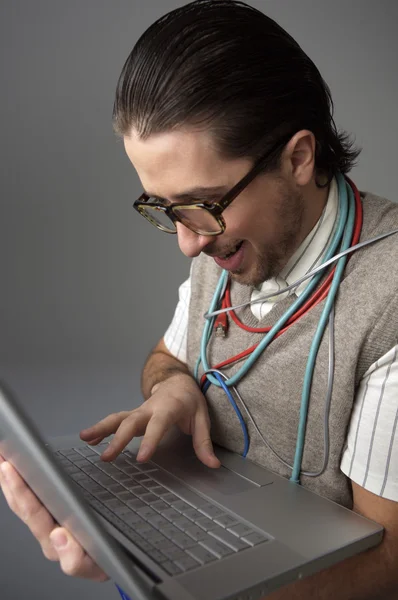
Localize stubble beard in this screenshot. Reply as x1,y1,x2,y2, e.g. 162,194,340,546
231,185,305,288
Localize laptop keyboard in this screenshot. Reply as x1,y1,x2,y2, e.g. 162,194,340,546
54,442,271,576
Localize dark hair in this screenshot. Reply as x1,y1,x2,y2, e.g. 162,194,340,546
113,0,360,181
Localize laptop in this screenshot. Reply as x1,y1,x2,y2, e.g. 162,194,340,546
0,380,383,600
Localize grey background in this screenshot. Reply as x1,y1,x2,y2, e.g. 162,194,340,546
0,1,397,598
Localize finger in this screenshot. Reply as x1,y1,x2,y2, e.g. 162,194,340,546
83,437,104,446
136,411,175,462
50,528,109,582
192,413,221,468
101,410,150,461
80,412,131,442
0,462,59,560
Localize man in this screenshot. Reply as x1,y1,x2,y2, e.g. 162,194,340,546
1,1,397,598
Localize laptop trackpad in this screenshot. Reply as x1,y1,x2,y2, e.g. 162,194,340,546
155,454,256,495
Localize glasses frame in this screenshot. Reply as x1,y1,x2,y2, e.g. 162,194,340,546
133,134,292,236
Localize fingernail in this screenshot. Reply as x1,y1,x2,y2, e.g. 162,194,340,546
51,531,68,549
137,445,149,461
1,463,10,481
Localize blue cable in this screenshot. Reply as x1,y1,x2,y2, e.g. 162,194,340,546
115,584,132,600
200,172,349,388
202,374,249,457
290,176,355,482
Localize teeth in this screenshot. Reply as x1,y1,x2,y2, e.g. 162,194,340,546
220,242,242,259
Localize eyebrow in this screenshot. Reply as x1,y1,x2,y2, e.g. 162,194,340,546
145,185,230,203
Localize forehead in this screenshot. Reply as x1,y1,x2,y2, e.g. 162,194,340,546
123,127,251,197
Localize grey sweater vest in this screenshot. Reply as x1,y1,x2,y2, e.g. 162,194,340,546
186,192,398,508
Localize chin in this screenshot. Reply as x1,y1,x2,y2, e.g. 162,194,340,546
229,269,263,288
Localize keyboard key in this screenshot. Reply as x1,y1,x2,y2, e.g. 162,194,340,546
186,545,217,565
96,491,114,501
112,456,132,468
108,483,126,494
195,516,219,531
147,514,170,529
146,548,168,564
173,517,193,531
151,485,170,497
182,507,203,520
60,449,80,458
214,514,240,529
75,446,97,457
199,536,234,558
136,506,157,520
161,525,183,541
132,536,153,553
241,532,270,546
116,490,134,502
173,555,200,572
164,546,186,561
151,537,178,552
115,474,134,484
70,472,88,482
141,493,158,504
145,528,168,545
151,500,169,513
122,512,146,526
80,465,100,476
90,442,110,454
143,480,161,490
133,487,152,498
87,455,102,463
134,463,158,473
125,497,145,511
91,474,114,486
162,507,181,522
228,523,256,538
161,561,183,576
209,527,249,551
198,503,225,519
171,500,192,513
172,533,197,550
185,526,208,542
79,480,103,494
132,473,152,484
102,498,126,511
161,492,179,504
133,520,155,534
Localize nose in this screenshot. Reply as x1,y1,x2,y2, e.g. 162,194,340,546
175,223,213,258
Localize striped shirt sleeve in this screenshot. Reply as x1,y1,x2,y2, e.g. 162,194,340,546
163,269,192,364
341,345,398,501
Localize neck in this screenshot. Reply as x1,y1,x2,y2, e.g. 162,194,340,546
298,178,330,246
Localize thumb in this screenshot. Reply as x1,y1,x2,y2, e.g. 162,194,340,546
192,413,221,468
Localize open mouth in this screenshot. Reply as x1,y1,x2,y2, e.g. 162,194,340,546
217,241,244,259
212,240,245,271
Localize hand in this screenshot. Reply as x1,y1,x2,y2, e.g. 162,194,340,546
0,455,108,582
80,372,221,468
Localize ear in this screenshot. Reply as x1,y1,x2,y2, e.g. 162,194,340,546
282,130,316,186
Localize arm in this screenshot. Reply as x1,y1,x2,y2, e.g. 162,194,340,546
140,337,194,399
264,482,398,600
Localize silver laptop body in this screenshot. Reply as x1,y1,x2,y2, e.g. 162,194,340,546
0,381,383,600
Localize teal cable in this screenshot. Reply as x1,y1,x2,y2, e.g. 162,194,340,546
290,176,355,482
194,269,228,380
200,172,349,387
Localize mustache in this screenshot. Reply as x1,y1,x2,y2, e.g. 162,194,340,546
204,240,243,257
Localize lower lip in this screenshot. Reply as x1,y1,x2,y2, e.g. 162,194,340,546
213,242,245,271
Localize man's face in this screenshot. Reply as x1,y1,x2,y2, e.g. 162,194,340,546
124,127,306,287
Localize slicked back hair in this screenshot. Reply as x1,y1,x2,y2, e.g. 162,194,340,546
113,0,360,182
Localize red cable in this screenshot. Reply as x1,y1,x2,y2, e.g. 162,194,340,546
201,178,362,385
224,179,362,333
